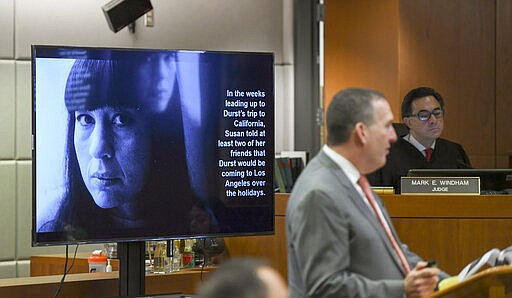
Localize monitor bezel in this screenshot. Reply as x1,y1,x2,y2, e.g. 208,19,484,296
31,44,276,246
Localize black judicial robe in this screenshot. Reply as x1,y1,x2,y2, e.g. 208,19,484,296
368,137,471,193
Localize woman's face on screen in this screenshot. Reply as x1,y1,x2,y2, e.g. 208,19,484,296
138,53,177,113
73,106,151,210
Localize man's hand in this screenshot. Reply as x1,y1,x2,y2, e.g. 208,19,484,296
405,261,440,298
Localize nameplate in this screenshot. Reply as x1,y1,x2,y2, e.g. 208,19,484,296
400,177,480,195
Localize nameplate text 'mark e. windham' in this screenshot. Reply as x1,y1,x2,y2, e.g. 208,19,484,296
400,177,480,195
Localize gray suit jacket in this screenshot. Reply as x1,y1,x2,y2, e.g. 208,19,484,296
286,150,438,298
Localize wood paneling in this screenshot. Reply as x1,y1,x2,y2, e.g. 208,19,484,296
325,0,509,168
399,0,495,168
496,0,512,168
30,253,119,277
226,193,512,279
382,194,512,275
393,218,512,276
324,0,400,117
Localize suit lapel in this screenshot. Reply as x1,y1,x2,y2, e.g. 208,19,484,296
367,192,407,275
320,153,406,275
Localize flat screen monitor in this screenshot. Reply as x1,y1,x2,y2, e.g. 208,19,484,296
32,45,275,246
407,169,512,194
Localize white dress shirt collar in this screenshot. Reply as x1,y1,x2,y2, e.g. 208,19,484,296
404,134,436,156
322,145,360,185
322,145,379,213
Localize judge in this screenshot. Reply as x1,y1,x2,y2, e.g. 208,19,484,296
368,87,471,192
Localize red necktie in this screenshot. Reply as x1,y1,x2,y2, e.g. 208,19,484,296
358,175,411,274
425,148,433,162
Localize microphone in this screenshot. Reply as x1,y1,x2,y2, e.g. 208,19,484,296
456,159,472,169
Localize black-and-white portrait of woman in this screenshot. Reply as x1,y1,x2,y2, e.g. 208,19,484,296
35,51,202,242
34,47,275,244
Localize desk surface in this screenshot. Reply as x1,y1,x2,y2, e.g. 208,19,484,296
2,268,212,298
430,266,512,298
380,194,512,218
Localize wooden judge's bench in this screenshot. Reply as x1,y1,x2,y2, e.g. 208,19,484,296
226,193,512,281
3,193,512,297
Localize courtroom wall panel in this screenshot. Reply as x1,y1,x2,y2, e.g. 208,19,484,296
324,0,400,120
496,0,512,168
399,0,495,168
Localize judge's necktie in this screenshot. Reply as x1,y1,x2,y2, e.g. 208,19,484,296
425,147,433,162
358,175,411,274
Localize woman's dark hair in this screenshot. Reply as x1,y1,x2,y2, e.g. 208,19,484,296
401,87,445,118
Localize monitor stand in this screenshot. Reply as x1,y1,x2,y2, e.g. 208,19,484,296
118,241,146,296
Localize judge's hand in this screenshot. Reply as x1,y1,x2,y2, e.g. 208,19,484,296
404,261,440,298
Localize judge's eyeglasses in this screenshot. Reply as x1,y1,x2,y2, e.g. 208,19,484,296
406,108,443,121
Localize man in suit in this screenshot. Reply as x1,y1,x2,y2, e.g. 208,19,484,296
368,87,471,192
286,88,446,298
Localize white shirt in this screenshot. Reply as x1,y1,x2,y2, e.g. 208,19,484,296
322,145,382,216
403,134,436,156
